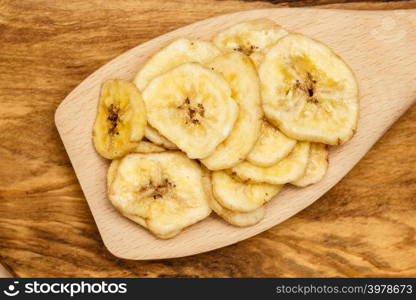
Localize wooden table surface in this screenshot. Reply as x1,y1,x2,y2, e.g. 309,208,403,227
0,0,415,278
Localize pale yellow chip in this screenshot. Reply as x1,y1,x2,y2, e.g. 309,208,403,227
246,121,297,167
260,34,359,145
134,38,221,153
142,63,239,159
107,159,120,191
232,142,310,185
201,52,263,170
134,38,221,91
291,143,328,187
144,126,177,150
201,169,265,227
109,152,211,239
212,171,282,213
131,141,166,153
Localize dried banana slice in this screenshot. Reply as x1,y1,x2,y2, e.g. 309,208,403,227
260,34,359,145
107,159,149,235
124,213,181,239
134,38,221,91
144,126,178,150
109,159,171,238
132,141,166,153
247,121,297,167
107,160,148,235
212,171,282,213
201,169,265,226
201,52,262,170
231,142,310,185
93,80,147,159
109,159,148,231
213,19,288,66
291,143,328,187
134,38,221,149
108,152,211,239
142,63,239,159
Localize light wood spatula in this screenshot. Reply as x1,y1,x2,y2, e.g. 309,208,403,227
55,8,416,260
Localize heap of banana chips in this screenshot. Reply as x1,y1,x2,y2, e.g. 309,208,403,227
93,19,359,239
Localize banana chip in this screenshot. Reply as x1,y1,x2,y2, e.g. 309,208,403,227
107,159,120,191
202,169,265,227
144,126,178,150
212,171,282,213
133,38,221,150
201,52,262,170
96,26,359,236
109,162,180,239
108,152,211,239
108,159,152,233
132,141,166,153
232,142,310,185
142,63,239,159
291,143,328,187
134,38,221,91
260,34,359,145
213,19,288,66
247,121,296,167
93,80,147,159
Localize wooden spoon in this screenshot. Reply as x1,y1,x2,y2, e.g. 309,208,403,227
55,8,416,259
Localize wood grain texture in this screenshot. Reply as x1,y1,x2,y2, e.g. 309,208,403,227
1,0,416,277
